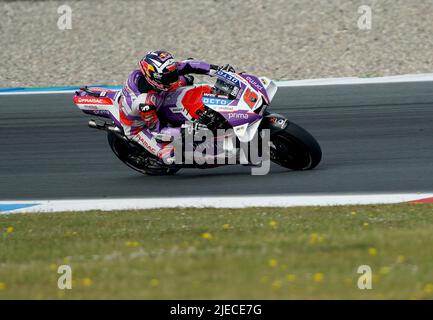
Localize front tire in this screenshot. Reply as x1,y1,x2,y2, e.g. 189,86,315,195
107,132,180,176
269,122,322,170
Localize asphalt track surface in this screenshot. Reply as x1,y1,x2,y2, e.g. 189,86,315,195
1,82,433,200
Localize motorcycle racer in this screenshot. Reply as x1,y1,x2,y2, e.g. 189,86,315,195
119,50,235,163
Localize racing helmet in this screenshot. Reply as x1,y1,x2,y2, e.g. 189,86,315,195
139,50,179,91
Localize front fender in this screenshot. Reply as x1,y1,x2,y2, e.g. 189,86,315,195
259,113,289,135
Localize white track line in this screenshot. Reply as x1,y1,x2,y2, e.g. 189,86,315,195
276,73,433,87
1,193,433,214
0,88,119,95
2,73,433,95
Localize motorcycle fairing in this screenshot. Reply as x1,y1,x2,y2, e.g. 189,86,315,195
74,72,279,145
74,88,122,128
232,118,263,143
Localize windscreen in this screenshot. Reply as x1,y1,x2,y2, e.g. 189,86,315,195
213,72,241,99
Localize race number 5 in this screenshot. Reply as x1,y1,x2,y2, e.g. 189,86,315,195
243,89,258,109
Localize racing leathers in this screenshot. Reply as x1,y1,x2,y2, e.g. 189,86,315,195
119,60,216,163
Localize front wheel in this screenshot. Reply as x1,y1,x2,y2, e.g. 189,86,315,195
269,122,322,170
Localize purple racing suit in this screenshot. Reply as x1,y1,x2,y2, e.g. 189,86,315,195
118,60,213,161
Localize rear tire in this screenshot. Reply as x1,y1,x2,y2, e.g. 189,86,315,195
269,122,322,170
107,132,180,176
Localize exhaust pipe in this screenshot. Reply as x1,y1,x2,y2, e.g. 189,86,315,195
88,119,124,135
107,126,123,134
88,120,97,129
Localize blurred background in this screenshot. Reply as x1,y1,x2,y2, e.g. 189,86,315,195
1,0,433,87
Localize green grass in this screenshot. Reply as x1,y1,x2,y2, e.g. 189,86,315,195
1,203,433,299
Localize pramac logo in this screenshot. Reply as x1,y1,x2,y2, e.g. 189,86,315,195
74,97,112,105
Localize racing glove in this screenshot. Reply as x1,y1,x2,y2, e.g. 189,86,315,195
219,64,236,73
210,64,236,73
138,103,158,129
183,74,195,85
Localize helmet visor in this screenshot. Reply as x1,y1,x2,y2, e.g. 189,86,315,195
155,70,179,87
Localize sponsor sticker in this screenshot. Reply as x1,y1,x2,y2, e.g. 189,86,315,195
74,97,112,105
215,70,241,86
202,96,231,106
169,106,184,113
228,112,249,119
137,134,157,154
269,116,288,128
245,75,264,92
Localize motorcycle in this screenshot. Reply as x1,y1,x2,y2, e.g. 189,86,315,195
73,70,322,175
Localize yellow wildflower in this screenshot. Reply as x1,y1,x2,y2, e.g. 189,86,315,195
269,220,278,228
424,283,433,294
271,280,282,290
201,232,213,240
268,259,278,268
65,231,78,237
368,247,377,256
309,233,319,244
125,241,140,247
313,272,324,283
81,278,93,287
286,274,297,282
309,233,325,245
379,266,391,275
150,278,160,287
396,255,406,264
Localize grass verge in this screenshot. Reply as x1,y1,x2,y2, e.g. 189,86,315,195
1,203,433,299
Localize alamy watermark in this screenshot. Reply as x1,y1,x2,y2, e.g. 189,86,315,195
57,4,72,30
57,265,72,290
55,263,375,291
357,265,373,290
358,5,372,30
164,127,271,175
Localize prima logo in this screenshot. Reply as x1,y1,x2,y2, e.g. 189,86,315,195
228,113,249,119
245,76,264,91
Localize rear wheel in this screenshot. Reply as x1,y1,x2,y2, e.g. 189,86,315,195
269,122,322,170
107,132,180,176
